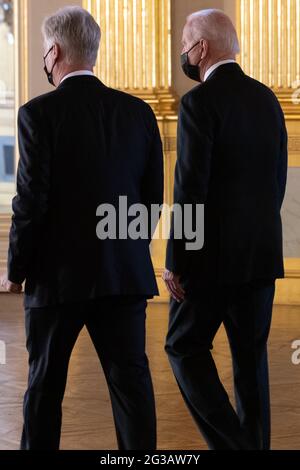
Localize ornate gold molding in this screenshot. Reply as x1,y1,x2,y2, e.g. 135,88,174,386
236,0,300,119
275,258,300,305
0,1,29,210
83,0,178,117
288,134,300,152
0,214,11,239
14,0,29,163
288,134,300,166
162,135,177,152
14,0,29,107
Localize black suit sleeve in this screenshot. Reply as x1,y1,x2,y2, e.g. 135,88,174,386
7,105,50,284
278,110,288,209
141,108,164,240
166,92,214,274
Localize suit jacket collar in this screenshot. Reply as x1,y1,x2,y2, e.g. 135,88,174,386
205,62,244,82
57,74,106,90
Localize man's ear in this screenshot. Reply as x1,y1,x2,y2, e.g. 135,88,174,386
200,39,209,60
53,43,61,61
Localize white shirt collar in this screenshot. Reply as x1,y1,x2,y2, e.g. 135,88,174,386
204,60,236,82
60,70,94,84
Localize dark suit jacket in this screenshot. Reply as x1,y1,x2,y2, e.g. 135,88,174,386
8,75,164,307
166,63,288,284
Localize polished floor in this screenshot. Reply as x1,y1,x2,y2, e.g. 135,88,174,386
0,293,299,450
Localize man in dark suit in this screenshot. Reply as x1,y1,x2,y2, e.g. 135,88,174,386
163,9,287,450
0,6,163,450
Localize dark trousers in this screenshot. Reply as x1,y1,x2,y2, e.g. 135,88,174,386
165,279,275,450
20,296,156,450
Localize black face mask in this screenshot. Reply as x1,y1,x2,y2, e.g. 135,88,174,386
43,45,57,86
181,41,202,82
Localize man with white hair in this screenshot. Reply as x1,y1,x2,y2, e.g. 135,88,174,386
163,9,287,450
1,6,163,450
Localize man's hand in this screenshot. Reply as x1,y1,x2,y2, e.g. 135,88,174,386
0,273,22,294
162,269,185,303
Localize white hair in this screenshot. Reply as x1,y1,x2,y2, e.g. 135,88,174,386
42,6,101,66
187,9,240,55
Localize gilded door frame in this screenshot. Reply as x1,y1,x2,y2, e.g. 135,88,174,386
0,0,29,272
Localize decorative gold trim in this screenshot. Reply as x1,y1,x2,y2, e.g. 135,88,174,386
14,0,29,166
284,258,300,278
236,1,300,167
288,134,300,152
0,214,11,239
236,1,300,119
162,135,177,152
0,1,29,212
287,134,300,166
83,0,178,117
288,154,300,166
237,0,300,89
275,258,300,305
